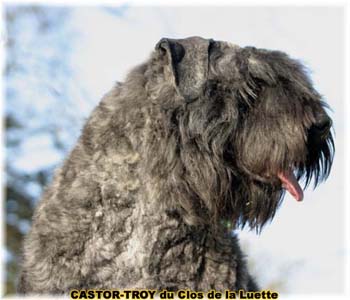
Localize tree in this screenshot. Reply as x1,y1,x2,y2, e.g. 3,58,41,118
4,6,90,294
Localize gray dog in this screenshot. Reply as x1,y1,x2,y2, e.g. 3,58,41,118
18,36,334,294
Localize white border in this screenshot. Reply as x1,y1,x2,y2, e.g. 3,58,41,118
344,0,350,299
0,0,349,7
0,1,5,299
0,1,349,300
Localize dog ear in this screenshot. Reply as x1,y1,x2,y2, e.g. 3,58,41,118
156,37,210,102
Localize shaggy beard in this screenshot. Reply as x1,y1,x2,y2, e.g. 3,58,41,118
161,138,333,232
147,105,333,232
164,149,285,232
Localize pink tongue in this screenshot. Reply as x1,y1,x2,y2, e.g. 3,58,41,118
278,170,304,201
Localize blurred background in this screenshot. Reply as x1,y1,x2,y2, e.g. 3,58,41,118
2,3,346,296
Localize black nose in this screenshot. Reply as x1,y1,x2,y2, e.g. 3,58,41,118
314,114,332,133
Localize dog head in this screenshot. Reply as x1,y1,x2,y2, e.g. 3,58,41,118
144,36,334,230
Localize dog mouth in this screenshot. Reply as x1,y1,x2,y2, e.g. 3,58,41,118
278,170,304,201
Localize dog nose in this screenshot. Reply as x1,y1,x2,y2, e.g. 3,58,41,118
314,114,332,134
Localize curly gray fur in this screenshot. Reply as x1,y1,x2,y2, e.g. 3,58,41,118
18,36,333,294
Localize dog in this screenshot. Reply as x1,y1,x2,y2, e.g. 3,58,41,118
18,36,334,294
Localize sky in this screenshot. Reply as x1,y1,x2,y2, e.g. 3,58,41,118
3,3,348,297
